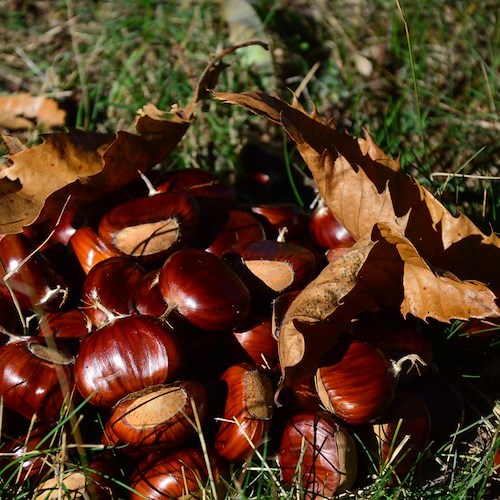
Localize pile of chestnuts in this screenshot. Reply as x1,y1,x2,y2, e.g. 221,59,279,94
0,166,484,498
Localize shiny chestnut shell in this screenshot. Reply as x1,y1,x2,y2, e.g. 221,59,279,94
315,341,395,425
104,380,207,448
251,203,310,240
81,256,144,327
130,448,223,500
214,363,274,462
74,315,182,408
98,192,199,263
159,248,251,332
278,411,357,498
0,338,74,421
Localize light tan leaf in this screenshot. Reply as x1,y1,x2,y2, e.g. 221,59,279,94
0,94,66,130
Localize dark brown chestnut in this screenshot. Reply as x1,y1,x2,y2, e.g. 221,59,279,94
81,256,144,327
131,269,167,317
251,203,310,240
0,338,74,421
74,315,182,408
104,380,208,448
214,363,274,462
98,192,199,263
0,234,68,312
159,248,251,332
315,341,396,425
278,411,357,498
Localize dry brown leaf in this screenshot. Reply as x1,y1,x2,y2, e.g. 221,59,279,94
0,94,66,130
0,108,189,234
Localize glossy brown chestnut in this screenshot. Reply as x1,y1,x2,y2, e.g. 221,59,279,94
74,315,182,408
205,209,266,257
98,192,199,263
0,338,74,421
309,200,355,249
214,363,273,462
69,226,119,274
372,391,431,480
104,380,207,448
251,203,310,240
0,234,68,311
81,256,144,327
37,309,92,339
129,447,223,500
315,341,396,425
159,248,251,332
278,411,357,498
223,240,316,297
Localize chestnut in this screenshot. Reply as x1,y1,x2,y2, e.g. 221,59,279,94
104,380,208,448
98,192,199,263
315,341,396,425
129,447,224,499
372,391,431,480
214,363,274,462
131,269,167,317
223,240,316,297
0,338,74,421
309,199,355,249
231,318,278,369
159,248,251,332
205,209,266,257
278,411,357,498
74,315,182,407
69,226,118,274
81,256,144,327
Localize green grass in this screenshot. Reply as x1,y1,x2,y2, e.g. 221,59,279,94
0,0,499,498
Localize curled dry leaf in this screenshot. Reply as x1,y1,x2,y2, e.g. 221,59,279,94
0,93,66,130
214,90,500,388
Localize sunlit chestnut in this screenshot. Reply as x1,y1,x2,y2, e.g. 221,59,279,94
74,315,182,408
98,192,199,263
278,411,357,498
0,234,68,311
81,256,144,327
104,380,208,448
214,363,274,462
309,199,355,249
315,341,396,425
223,240,316,298
0,338,74,421
205,209,266,257
159,248,251,332
129,447,224,500
372,391,431,480
251,203,310,240
69,226,118,274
